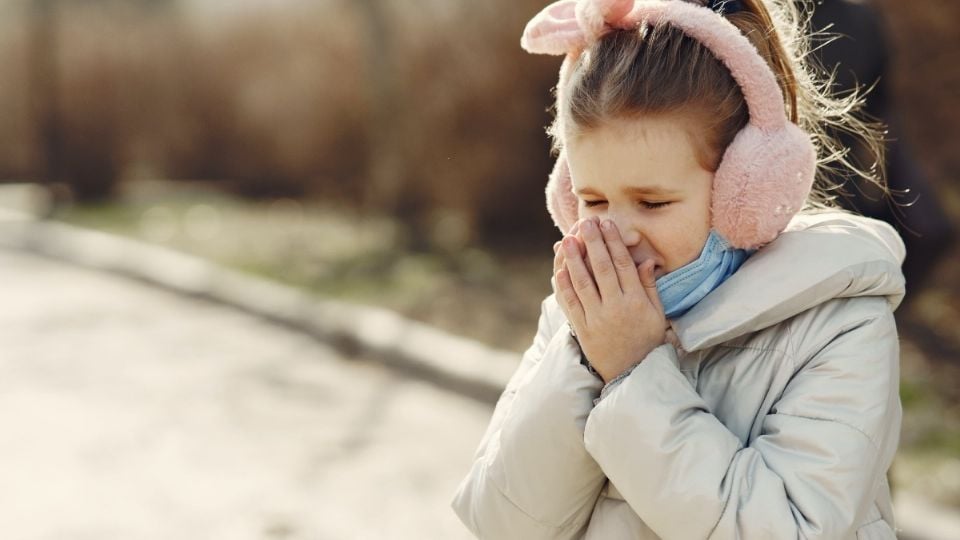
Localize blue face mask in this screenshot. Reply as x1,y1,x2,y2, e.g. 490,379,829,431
655,229,755,319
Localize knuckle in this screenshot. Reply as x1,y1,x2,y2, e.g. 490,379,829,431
594,259,615,276
574,275,594,290
612,253,634,270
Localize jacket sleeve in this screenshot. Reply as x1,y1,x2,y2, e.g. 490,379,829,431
451,294,607,539
582,307,902,539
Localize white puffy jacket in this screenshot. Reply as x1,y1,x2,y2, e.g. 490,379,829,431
451,210,906,539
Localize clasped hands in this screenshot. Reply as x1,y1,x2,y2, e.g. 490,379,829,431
551,216,671,383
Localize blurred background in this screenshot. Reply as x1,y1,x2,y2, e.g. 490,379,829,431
0,0,957,537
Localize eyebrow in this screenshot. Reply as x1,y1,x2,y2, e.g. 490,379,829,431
576,185,682,196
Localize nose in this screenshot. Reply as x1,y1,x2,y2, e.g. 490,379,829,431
603,211,641,247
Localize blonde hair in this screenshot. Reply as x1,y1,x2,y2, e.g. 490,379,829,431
547,0,889,212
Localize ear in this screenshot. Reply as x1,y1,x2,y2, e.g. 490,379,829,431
521,0,587,55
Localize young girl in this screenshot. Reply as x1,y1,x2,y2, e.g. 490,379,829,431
452,0,905,539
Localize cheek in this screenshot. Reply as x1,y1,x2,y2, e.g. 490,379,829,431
661,217,710,268
677,197,712,246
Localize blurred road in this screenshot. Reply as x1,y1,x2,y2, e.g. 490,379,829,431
0,248,490,539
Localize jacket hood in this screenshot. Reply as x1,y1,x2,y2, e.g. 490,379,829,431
671,210,906,352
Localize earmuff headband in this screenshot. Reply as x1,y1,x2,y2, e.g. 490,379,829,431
522,0,817,249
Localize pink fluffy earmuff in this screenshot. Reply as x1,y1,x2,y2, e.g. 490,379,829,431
521,0,816,250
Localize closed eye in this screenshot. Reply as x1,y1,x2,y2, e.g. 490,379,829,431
641,201,671,209
582,200,672,209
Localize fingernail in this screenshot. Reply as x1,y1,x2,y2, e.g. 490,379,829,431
601,219,612,231
553,241,560,252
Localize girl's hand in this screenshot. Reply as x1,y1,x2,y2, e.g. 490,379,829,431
551,221,586,296
552,216,668,383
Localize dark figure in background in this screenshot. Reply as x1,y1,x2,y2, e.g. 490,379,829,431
807,0,956,304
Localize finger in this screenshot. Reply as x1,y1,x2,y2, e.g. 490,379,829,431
572,220,595,282
563,218,590,278
553,240,565,276
580,217,621,300
556,267,585,328
569,219,587,254
638,259,665,315
552,249,567,297
599,219,640,294
562,235,601,309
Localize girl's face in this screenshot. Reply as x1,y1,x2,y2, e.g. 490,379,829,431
565,114,714,280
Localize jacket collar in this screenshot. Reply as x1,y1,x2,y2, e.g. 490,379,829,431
670,210,907,352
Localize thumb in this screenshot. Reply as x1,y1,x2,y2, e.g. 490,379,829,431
637,260,665,315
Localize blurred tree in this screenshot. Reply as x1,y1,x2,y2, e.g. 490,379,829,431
355,0,431,250
28,0,64,208
28,0,177,205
